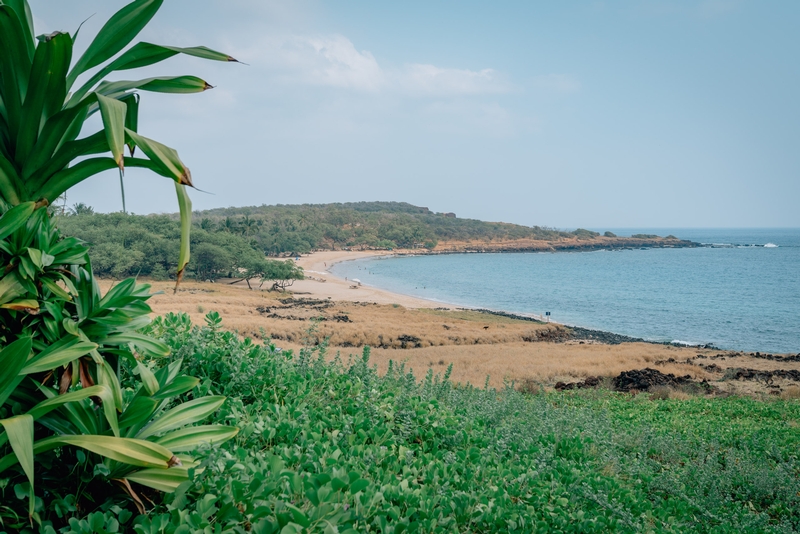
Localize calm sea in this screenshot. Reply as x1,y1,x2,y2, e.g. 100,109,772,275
331,229,800,354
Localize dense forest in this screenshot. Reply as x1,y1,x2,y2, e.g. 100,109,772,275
55,201,600,280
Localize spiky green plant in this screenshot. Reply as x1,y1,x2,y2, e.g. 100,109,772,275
0,0,238,525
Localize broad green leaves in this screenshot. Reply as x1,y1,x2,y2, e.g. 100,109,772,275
97,94,127,171
0,0,238,524
175,183,192,288
67,0,163,88
0,415,34,516
0,208,237,522
1,0,236,285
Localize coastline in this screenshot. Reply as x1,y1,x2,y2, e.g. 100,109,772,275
138,248,800,393
294,249,704,348
292,249,455,309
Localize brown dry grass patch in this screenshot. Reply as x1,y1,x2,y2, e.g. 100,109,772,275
99,279,800,391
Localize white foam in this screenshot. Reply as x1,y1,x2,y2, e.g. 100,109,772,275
671,339,702,346
764,243,778,248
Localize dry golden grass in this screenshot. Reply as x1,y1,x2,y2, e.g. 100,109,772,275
649,386,694,401
99,279,800,392
363,342,712,389
781,386,800,400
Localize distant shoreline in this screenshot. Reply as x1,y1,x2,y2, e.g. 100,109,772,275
303,235,700,258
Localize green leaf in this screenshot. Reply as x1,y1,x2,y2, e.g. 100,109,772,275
0,298,39,313
125,129,192,186
22,95,97,181
349,479,370,494
154,425,238,452
67,0,163,88
38,156,118,203
119,396,159,431
0,337,32,406
15,31,71,166
151,376,199,400
110,42,236,70
97,94,127,171
0,435,176,473
103,332,170,358
0,6,32,143
0,201,34,240
2,0,35,62
136,396,226,439
125,465,193,492
97,359,124,412
174,183,192,289
97,75,212,97
0,271,26,307
20,339,98,374
71,42,236,104
137,361,159,396
121,93,139,155
41,277,72,300
0,415,35,517
0,154,23,204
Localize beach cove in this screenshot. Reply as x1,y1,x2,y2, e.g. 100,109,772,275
142,239,800,397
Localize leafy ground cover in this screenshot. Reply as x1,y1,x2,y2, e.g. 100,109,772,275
11,312,799,533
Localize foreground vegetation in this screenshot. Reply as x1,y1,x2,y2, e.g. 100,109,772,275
5,312,798,533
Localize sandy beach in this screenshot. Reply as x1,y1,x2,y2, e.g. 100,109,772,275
290,249,450,309
130,250,800,397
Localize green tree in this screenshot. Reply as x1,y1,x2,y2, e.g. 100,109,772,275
0,0,237,526
261,259,305,291
68,202,95,216
192,242,232,281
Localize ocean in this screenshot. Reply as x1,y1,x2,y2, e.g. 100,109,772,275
331,229,800,354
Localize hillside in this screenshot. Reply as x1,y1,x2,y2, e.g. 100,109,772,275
195,201,694,253
54,202,695,281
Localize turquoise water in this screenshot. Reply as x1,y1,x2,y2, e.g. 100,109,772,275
331,229,800,353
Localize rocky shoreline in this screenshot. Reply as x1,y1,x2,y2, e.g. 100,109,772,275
427,236,700,254
462,307,721,348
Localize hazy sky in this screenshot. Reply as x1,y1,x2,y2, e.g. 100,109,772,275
32,0,800,228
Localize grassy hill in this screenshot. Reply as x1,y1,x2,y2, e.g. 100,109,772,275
194,201,579,253
54,201,687,280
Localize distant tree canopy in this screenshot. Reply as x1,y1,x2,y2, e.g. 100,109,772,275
193,201,579,253
571,228,600,239
55,201,620,281
56,212,300,285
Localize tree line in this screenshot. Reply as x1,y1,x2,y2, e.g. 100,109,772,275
54,201,606,281
55,211,303,285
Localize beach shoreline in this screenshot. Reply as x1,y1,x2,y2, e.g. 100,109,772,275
133,248,800,394
293,249,712,349
290,249,459,310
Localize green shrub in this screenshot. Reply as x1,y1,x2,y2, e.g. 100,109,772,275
106,312,800,533
571,228,600,238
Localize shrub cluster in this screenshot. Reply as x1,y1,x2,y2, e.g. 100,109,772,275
12,312,798,533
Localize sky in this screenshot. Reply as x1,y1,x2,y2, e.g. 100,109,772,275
31,0,800,229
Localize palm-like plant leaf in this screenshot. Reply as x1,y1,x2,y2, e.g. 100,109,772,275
0,0,238,520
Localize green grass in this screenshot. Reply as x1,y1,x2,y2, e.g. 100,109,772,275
19,313,800,533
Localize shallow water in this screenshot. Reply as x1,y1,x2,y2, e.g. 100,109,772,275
332,229,800,353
